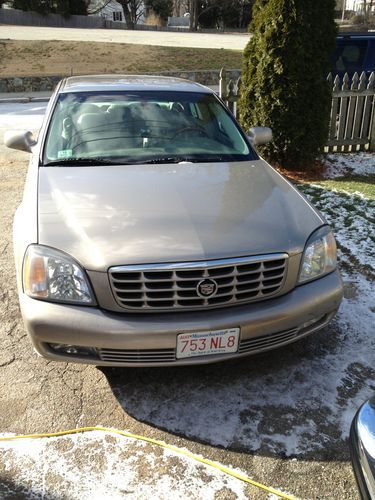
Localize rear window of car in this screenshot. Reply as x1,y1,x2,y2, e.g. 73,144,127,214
333,40,368,74
42,90,257,165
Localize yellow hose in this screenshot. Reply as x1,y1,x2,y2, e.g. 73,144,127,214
0,426,298,500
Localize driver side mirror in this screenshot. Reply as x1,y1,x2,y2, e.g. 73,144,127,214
247,127,273,147
4,130,36,153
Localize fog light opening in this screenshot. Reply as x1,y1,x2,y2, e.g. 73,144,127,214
301,314,327,332
48,343,97,358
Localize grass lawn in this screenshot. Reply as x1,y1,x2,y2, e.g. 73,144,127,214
0,40,243,77
311,175,375,200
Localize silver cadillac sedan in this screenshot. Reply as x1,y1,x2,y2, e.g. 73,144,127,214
5,75,343,366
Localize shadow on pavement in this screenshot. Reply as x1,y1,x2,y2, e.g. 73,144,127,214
100,321,373,462
0,478,58,500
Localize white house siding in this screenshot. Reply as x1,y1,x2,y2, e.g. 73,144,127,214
345,0,375,13
88,0,124,23
89,0,145,24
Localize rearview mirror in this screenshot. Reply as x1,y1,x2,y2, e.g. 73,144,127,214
4,130,36,153
247,127,273,147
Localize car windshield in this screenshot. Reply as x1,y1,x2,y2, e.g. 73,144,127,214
42,90,257,165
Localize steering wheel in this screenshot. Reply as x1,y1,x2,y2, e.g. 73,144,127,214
172,126,209,139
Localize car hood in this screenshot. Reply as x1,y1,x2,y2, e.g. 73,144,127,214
38,160,324,271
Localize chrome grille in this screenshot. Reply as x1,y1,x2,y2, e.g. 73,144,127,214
99,348,175,363
238,328,299,353
109,253,288,311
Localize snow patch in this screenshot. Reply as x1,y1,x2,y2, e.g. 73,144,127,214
300,184,374,271
323,152,374,178
0,431,249,499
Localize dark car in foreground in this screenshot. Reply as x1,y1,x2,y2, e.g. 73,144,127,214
5,75,343,366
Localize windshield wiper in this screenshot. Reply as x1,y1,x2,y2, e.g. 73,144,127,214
44,155,234,166
142,156,225,164
43,157,128,167
142,156,184,164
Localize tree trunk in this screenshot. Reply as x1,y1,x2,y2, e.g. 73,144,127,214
117,0,135,29
367,0,373,18
130,0,138,25
363,0,368,20
341,0,346,21
189,0,199,30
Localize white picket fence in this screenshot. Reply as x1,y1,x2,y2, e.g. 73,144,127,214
219,69,375,152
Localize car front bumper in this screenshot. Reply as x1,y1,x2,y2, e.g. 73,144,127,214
20,270,343,366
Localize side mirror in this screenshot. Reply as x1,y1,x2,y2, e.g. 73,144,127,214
350,396,375,499
247,126,273,147
4,130,36,153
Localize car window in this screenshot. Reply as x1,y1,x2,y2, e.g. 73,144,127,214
333,40,368,74
43,90,257,164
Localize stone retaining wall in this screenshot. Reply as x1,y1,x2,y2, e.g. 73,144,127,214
0,76,62,93
0,70,242,94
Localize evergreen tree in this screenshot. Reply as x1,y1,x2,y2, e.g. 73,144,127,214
238,0,337,168
12,0,54,13
146,0,173,22
56,0,88,16
10,0,88,15
194,0,254,29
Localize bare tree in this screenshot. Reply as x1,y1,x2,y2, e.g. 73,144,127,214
188,0,198,30
365,0,374,19
363,0,367,19
116,0,145,29
188,0,218,30
341,0,346,21
87,0,112,14
173,0,189,16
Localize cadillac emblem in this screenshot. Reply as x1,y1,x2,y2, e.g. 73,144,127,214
197,279,218,298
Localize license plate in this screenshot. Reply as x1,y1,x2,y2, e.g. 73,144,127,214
176,328,239,359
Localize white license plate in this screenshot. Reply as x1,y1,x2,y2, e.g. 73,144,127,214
176,328,240,359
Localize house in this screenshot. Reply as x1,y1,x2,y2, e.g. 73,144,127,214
89,0,146,24
89,0,125,23
345,0,375,14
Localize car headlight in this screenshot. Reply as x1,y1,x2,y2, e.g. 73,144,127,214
298,226,337,284
23,245,95,305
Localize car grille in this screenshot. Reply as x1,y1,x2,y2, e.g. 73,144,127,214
108,253,288,312
97,327,299,363
238,328,299,353
99,348,176,363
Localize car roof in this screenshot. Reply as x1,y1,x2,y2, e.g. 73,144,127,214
336,32,375,40
60,75,213,94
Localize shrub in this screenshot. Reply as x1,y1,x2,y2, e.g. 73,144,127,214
144,12,164,26
238,0,337,168
146,0,173,23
